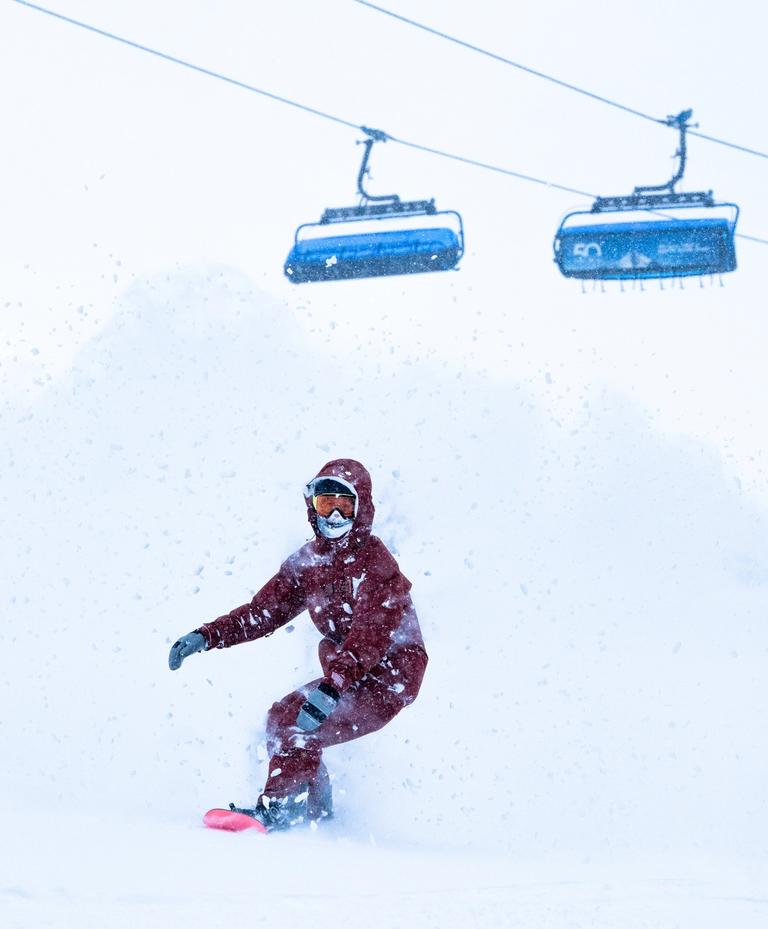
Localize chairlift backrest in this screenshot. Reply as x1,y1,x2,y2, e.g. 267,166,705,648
553,109,740,282
554,211,737,280
284,128,464,284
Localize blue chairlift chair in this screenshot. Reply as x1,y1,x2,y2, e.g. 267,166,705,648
285,128,464,284
554,110,739,281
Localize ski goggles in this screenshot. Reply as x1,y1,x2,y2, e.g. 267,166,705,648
312,494,356,519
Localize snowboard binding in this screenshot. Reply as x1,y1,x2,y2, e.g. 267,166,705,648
205,785,332,834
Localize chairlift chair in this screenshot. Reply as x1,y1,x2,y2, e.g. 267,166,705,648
553,110,739,281
284,128,464,283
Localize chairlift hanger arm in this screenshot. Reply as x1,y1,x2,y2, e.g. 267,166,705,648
634,109,695,195
356,126,400,203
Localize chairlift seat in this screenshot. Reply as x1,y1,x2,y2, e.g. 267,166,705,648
285,225,462,283
554,216,736,280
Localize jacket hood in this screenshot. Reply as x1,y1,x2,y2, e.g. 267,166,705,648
304,458,375,551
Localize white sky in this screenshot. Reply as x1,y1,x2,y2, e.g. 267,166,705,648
2,0,768,498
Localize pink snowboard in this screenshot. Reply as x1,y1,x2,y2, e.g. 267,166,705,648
203,808,268,834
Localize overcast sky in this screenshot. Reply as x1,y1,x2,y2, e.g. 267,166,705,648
2,0,768,500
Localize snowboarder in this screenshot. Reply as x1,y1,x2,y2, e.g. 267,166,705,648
168,458,428,831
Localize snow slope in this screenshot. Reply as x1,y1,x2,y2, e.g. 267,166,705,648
3,267,768,928
2,809,768,929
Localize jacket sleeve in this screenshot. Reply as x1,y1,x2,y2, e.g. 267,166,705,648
326,544,413,692
197,557,306,650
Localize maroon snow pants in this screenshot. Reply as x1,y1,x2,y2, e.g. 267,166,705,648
261,643,428,817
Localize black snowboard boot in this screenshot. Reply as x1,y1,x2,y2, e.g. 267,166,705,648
230,769,332,831
229,792,309,832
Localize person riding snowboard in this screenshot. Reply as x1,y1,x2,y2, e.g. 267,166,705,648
168,458,428,831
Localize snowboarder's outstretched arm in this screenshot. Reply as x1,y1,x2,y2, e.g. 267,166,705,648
168,558,306,670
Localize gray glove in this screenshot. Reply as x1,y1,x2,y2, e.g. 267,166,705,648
168,631,207,670
296,682,340,732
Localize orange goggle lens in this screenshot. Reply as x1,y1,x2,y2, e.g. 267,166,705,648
313,494,355,519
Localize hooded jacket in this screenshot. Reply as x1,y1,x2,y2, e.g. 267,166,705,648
197,459,426,694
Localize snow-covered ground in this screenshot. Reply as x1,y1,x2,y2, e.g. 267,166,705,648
3,815,529,929
3,808,768,929
3,267,767,928
3,2,768,927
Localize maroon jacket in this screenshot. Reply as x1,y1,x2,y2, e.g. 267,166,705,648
197,459,426,696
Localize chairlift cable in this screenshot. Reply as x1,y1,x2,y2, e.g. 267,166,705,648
351,0,768,162
387,134,593,197
11,0,360,131
10,0,767,249
733,232,768,245
4,0,606,201
687,131,768,160
351,0,662,126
